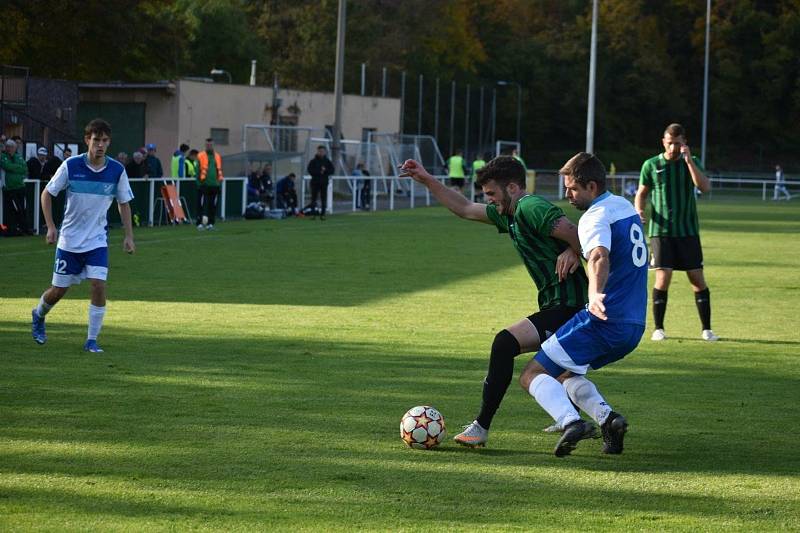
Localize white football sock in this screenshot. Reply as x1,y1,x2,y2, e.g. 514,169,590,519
563,375,612,426
87,304,106,340
528,374,580,428
36,294,54,317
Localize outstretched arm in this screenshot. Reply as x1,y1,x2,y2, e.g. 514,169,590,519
400,159,490,223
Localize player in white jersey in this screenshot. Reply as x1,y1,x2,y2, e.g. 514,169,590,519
31,119,135,352
518,152,648,457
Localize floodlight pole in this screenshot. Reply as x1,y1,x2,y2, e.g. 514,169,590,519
585,0,598,154
418,74,423,136
434,77,440,142
497,80,522,146
449,80,456,155
332,0,347,173
701,0,711,167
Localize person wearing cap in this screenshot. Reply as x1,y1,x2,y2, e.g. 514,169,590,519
144,143,163,178
27,146,49,181
1,139,32,235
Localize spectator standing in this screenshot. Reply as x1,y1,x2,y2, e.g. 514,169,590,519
276,173,299,215
635,123,718,342
353,162,371,210
1,139,32,235
144,143,163,179
27,147,49,180
186,149,199,178
41,150,64,182
116,152,128,167
305,145,334,220
171,144,190,178
447,148,466,191
773,165,792,200
197,138,223,230
125,151,148,178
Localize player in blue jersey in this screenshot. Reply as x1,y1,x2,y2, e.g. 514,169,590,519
31,119,135,352
518,152,648,457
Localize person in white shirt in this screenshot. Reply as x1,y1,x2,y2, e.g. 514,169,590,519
31,118,135,353
773,164,791,200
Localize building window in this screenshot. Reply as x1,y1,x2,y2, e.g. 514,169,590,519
210,128,229,146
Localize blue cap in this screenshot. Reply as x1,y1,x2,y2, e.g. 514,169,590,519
146,143,156,150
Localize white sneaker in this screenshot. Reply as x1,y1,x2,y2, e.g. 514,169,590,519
542,422,564,433
197,224,205,231
651,328,667,341
206,224,214,231
702,329,719,341
453,421,488,447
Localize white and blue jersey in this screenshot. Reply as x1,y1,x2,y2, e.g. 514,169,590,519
534,192,647,376
46,154,133,253
45,154,133,287
578,191,648,325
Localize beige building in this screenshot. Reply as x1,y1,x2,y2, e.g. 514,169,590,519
78,79,401,174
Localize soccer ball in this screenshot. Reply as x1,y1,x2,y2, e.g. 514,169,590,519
201,215,209,225
400,405,446,449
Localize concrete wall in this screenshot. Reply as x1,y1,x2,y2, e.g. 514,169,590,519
177,79,400,154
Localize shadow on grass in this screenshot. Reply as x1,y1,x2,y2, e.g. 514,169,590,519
1,322,798,487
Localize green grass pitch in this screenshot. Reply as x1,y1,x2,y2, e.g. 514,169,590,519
1,198,799,531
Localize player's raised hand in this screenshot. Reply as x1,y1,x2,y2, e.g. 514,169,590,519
680,144,692,162
555,247,580,281
45,226,57,245
588,292,607,320
123,237,136,255
398,159,432,183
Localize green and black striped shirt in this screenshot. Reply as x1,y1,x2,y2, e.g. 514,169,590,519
486,195,588,311
639,154,703,237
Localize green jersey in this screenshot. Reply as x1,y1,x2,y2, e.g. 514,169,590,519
486,195,588,311
639,154,703,237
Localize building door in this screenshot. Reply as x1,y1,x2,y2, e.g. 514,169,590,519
77,102,145,156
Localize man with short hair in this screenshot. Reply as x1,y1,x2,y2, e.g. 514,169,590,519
197,138,223,230
144,143,163,178
171,144,190,178
1,139,32,235
27,147,49,180
447,148,466,191
518,152,647,457
31,118,135,352
306,145,335,220
400,155,588,448
635,123,718,342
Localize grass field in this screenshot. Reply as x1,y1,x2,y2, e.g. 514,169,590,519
1,198,799,531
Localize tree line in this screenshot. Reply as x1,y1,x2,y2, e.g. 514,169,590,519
4,0,798,170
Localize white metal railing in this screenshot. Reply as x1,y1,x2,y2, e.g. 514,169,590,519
2,176,248,234
300,174,465,213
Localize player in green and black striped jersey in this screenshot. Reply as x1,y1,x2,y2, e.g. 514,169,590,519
400,155,589,447
635,123,719,343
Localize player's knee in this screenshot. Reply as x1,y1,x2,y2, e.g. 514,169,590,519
519,366,536,391
491,329,521,359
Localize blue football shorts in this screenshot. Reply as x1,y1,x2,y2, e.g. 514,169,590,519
534,309,644,377
52,247,109,287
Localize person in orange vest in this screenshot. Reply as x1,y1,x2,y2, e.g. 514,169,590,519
196,138,224,230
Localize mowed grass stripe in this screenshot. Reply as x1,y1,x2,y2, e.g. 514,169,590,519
1,199,799,531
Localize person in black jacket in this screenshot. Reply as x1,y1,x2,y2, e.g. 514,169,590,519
305,145,335,220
